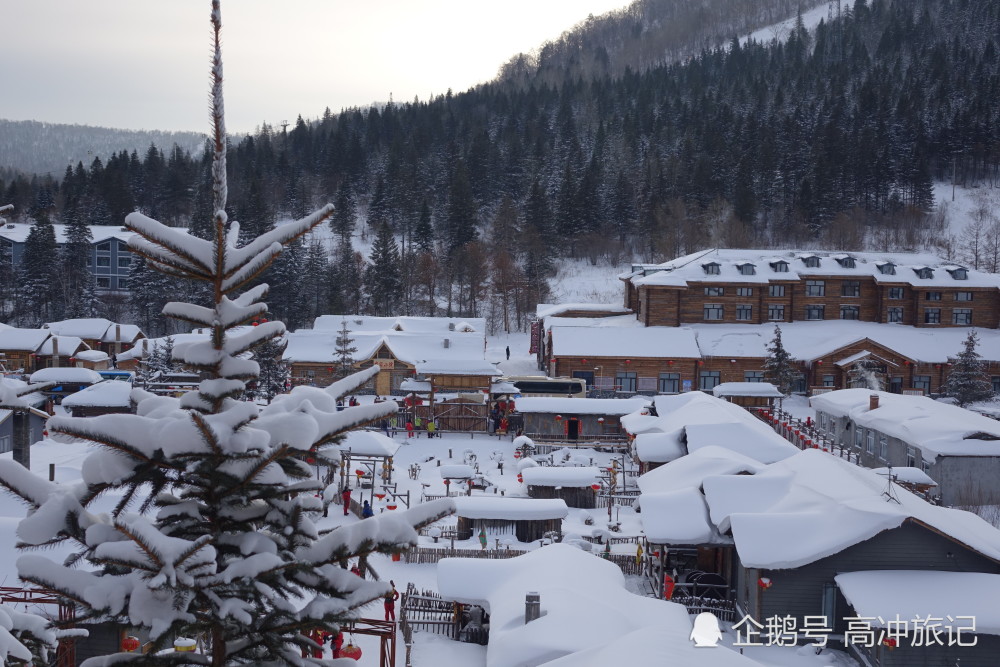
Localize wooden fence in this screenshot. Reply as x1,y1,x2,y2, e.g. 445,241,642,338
401,545,642,575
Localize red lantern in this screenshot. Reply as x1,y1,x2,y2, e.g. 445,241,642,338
69,357,76,362
624,359,631,364
591,483,601,491
882,637,897,650
306,457,315,464
261,318,269,324
667,360,674,365
517,473,524,484
697,360,704,366
581,359,588,364
758,577,772,590
386,504,397,510
554,414,563,421
597,417,605,424
355,470,364,477
816,360,823,365
444,479,451,486
122,636,141,652
251,321,259,327
341,642,362,660
375,493,386,500
513,451,522,459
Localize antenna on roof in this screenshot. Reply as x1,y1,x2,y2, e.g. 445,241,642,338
882,465,901,504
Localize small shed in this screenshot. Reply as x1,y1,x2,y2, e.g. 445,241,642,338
453,496,568,543
516,397,649,443
632,430,685,473
439,464,476,496
72,349,111,371
712,382,783,408
521,466,602,509
338,430,401,493
61,380,134,417
28,367,104,404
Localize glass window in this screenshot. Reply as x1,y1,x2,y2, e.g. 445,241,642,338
806,305,825,320
916,268,934,279
913,375,931,393
705,287,724,296
925,291,942,301
879,263,896,275
805,280,825,296
118,256,131,268
953,309,972,325
837,257,856,268
924,308,941,324
906,446,917,468
744,371,764,383
616,371,637,393
950,268,968,280
704,304,723,321
658,373,680,394
921,460,931,474
887,307,903,323
769,285,786,297
879,436,888,461
768,304,785,321
96,256,111,267
822,375,835,387
771,261,789,273
866,430,875,454
117,277,128,290
841,280,860,297
955,292,974,301
699,371,721,391
738,263,756,275
840,305,860,320
96,277,111,288
736,305,752,321
888,287,904,299
993,377,1000,394
703,263,720,275
96,241,111,252
802,256,820,268
737,287,753,297
854,427,863,449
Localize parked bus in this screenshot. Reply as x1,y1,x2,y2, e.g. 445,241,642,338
501,376,587,398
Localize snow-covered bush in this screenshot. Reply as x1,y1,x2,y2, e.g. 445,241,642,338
0,3,452,664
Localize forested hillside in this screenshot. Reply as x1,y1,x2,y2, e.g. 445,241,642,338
2,0,998,336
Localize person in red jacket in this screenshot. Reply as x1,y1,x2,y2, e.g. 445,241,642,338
341,487,352,516
405,421,415,438
331,631,344,658
384,580,400,621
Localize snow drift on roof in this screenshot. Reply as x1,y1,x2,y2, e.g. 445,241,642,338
535,303,632,319
712,382,782,398
339,430,399,458
61,381,133,408
515,397,649,415
521,466,601,488
29,367,103,384
451,496,568,520
0,328,49,352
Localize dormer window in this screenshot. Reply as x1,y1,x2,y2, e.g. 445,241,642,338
914,267,934,280
801,256,820,268
877,262,896,275
949,268,968,280
737,263,756,276
770,261,789,273
836,256,856,268
702,262,721,275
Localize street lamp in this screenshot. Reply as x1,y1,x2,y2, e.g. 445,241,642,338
594,367,602,395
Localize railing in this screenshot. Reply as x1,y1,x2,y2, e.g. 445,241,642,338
401,545,643,575
672,595,738,623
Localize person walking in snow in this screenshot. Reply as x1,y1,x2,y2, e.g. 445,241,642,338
635,542,644,566
478,527,488,550
426,420,437,438
361,500,374,518
384,581,400,621
505,345,510,360
341,487,352,517
405,420,414,438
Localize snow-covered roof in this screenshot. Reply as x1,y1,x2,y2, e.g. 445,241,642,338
0,223,136,245
835,571,1000,636
44,318,114,340
28,367,104,384
437,544,758,667
439,464,476,480
638,445,766,496
101,324,143,344
535,303,632,319
339,430,399,458
872,466,937,487
283,329,488,367
521,466,601,488
632,431,685,464
640,486,731,546
712,382,782,398
398,379,431,392
451,496,568,520
37,336,87,356
542,313,642,334
0,328,49,352
629,248,1000,289
416,359,501,376
515,397,649,415
549,325,700,358
61,381,133,408
312,315,484,334
116,333,210,362
74,350,109,362
810,389,1000,460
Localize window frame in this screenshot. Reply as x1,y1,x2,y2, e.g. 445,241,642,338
925,291,942,301
888,287,904,299
953,308,972,325
704,286,724,297
840,305,860,320
703,304,724,321
805,280,826,297
658,373,680,394
698,371,721,392
736,287,753,297
887,307,903,323
924,308,941,324
736,304,753,321
806,304,825,321
768,285,786,297
841,280,861,297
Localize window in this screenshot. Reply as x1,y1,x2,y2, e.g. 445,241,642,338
866,429,875,454
841,281,860,297
822,374,835,387
736,305,753,321
699,371,721,391
806,305,825,320
836,256,856,268
744,371,764,383
658,373,680,394
915,268,934,279
854,427,863,449
805,280,825,296
925,292,942,301
737,287,753,297
921,460,931,474
955,292,973,302
953,309,972,325
993,377,1000,394
705,287,724,296
924,308,941,324
913,375,931,393
840,305,860,320
118,256,131,268
703,263,720,275
117,278,128,290
616,371,637,393
704,304,723,320
878,435,888,461
906,446,917,468
86,257,93,267
878,262,896,275
949,268,968,280
0,435,10,454
768,304,785,321
802,256,820,268
888,287,904,299
96,277,111,288
96,256,110,267
96,241,111,252
738,263,756,276
769,285,786,297
889,376,903,393
770,261,789,273
887,307,903,323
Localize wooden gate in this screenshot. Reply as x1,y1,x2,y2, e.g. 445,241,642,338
416,400,488,432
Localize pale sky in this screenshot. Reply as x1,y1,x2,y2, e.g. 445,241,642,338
1,1,632,134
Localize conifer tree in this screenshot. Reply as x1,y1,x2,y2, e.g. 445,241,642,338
763,325,797,395
0,5,452,665
0,204,14,319
334,319,358,379
250,335,290,403
945,330,995,407
17,213,59,325
365,222,402,316
61,214,94,318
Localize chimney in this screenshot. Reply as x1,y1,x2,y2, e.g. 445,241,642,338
52,336,59,365
443,338,450,349
869,394,879,411
524,592,540,624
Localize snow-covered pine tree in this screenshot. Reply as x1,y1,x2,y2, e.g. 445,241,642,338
763,325,797,395
0,3,452,664
945,330,995,407
250,335,290,403
334,319,358,379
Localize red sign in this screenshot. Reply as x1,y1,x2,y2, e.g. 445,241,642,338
529,321,540,354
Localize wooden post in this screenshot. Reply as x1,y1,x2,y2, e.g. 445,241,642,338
49,463,55,481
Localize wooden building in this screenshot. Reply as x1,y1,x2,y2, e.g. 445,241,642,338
452,496,568,544
515,397,648,443
521,466,601,509
61,380,134,417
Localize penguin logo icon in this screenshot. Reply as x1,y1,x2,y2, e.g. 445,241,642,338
690,611,723,647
